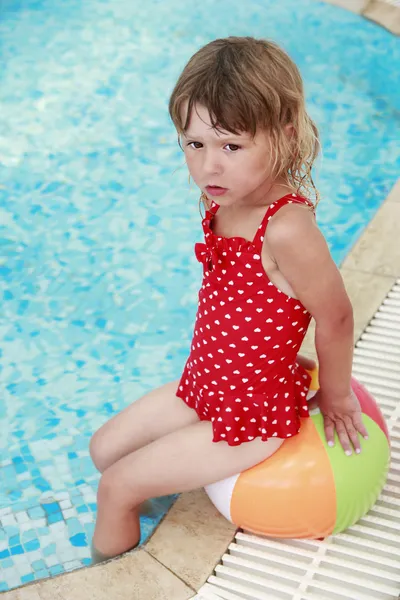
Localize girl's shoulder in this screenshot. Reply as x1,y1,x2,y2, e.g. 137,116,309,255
269,195,315,222
265,197,319,247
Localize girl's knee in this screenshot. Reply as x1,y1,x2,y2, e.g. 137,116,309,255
97,468,125,507
97,465,144,509
89,429,111,474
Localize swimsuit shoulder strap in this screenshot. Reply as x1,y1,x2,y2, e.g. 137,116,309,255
207,200,220,217
252,194,314,252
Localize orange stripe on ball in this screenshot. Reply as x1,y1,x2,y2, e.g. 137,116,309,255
230,416,336,538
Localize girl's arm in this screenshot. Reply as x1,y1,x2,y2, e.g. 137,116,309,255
265,205,368,454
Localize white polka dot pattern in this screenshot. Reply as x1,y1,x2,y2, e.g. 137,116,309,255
176,194,314,446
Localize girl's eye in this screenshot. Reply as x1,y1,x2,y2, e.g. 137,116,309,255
186,142,240,151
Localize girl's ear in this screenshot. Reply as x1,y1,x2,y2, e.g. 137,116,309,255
284,123,295,138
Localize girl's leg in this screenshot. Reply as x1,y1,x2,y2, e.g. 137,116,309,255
89,379,200,473
92,421,283,558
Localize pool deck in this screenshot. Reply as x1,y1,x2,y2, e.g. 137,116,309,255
2,2,399,598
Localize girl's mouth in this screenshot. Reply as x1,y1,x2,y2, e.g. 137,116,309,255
205,185,228,197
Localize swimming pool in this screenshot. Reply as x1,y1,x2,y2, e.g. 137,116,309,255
1,0,399,591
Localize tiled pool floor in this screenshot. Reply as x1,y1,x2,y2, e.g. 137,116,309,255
0,484,175,591
0,487,95,587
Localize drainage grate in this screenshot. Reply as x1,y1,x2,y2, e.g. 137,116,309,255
193,279,400,600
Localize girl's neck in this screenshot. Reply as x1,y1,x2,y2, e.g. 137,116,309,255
231,179,296,211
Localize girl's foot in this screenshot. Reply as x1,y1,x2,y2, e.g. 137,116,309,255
139,498,164,518
90,541,139,565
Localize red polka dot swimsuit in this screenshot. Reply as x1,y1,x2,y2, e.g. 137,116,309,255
176,194,314,446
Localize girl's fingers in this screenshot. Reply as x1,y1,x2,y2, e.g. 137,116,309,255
353,414,369,440
330,415,367,456
333,419,352,456
343,416,361,454
323,416,335,448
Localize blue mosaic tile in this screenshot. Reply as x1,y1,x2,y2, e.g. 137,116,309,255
47,513,63,525
23,539,40,552
1,0,399,593
42,502,60,516
76,505,89,515
9,535,21,547
31,559,47,572
42,543,57,557
20,574,35,585
83,522,95,540
27,507,45,519
1,558,14,569
66,518,84,538
49,565,65,576
35,569,50,579
70,533,87,548
21,530,37,543
4,527,20,538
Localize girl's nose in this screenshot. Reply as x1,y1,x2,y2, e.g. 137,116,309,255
203,151,222,176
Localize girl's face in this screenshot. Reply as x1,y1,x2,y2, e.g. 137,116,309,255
182,103,276,207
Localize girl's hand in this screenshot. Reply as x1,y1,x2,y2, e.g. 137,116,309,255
309,389,368,455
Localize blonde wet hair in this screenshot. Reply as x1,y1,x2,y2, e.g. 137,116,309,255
169,36,320,213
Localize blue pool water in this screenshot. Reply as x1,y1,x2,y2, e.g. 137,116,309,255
1,0,400,591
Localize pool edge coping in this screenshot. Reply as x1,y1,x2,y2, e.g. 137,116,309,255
363,0,400,35
324,0,400,35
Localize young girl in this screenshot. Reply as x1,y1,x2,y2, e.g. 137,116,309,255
89,36,368,562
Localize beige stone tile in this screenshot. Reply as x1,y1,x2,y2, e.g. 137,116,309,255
363,1,400,35
146,489,236,590
2,550,193,600
322,0,369,13
386,178,400,203
1,588,42,600
340,268,395,340
300,319,316,359
341,201,400,277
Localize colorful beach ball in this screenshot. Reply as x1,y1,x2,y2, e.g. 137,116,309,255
205,371,391,538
